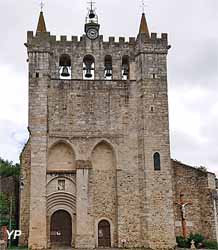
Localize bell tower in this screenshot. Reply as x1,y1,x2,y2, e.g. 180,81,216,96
20,4,177,250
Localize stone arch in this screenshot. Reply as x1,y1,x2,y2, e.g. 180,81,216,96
90,142,117,246
96,217,114,247
48,141,76,171
91,140,116,171
47,193,76,247
49,209,73,247
47,192,76,214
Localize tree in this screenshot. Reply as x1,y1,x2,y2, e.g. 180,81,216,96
0,158,20,178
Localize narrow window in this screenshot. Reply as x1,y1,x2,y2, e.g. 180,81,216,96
104,55,113,80
153,152,161,171
122,55,129,80
83,55,95,80
59,54,71,79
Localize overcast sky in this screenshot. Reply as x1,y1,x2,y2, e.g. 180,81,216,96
0,0,217,174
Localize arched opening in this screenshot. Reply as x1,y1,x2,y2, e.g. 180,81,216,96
153,152,161,171
122,55,129,80
59,54,71,79
91,141,116,171
48,142,76,172
98,220,111,247
50,210,72,246
104,55,113,80
83,55,95,80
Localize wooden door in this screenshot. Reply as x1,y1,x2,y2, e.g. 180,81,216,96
50,210,72,246
98,220,111,247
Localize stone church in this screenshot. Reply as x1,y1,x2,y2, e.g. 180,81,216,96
19,4,218,250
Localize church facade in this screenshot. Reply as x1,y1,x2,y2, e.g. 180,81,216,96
19,6,218,250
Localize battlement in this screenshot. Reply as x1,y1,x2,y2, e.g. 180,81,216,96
27,30,168,49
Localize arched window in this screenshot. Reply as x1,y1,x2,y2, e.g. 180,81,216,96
104,55,113,80
98,220,111,247
153,152,161,171
59,54,71,79
122,55,129,80
83,55,95,80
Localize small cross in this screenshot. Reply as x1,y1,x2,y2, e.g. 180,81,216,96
140,0,148,14
88,0,96,10
40,1,44,11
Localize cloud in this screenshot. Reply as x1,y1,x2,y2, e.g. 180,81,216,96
0,119,28,163
0,0,217,175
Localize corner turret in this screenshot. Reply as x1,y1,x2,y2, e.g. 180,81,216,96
36,11,47,33
138,13,150,37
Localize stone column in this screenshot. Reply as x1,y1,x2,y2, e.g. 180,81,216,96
75,161,94,248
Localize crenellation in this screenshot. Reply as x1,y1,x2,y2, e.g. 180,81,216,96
99,35,104,41
109,36,115,43
119,37,125,43
161,33,168,40
151,32,157,40
27,31,34,41
50,35,56,42
60,35,67,41
129,37,136,44
71,36,78,42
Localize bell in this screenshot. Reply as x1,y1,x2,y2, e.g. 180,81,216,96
61,66,70,77
105,69,112,77
85,68,92,78
89,10,96,19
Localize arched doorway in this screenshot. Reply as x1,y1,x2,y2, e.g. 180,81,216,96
98,220,111,247
50,210,72,246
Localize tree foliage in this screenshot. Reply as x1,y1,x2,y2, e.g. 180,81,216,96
0,157,20,177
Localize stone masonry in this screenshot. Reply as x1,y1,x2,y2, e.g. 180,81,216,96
19,8,218,250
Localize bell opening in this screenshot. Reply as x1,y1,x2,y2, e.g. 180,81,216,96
122,55,129,80
83,55,95,80
59,54,72,79
104,55,113,80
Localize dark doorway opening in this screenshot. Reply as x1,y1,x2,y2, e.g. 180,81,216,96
50,210,72,247
98,220,111,247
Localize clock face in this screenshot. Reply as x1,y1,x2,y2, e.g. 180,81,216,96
87,28,99,40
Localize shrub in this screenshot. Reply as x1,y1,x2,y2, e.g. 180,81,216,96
176,236,189,248
187,233,205,248
203,240,218,249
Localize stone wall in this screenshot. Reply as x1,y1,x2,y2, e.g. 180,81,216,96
172,160,218,240
19,141,31,246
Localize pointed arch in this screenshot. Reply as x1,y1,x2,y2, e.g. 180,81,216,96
91,140,116,171
48,141,76,171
